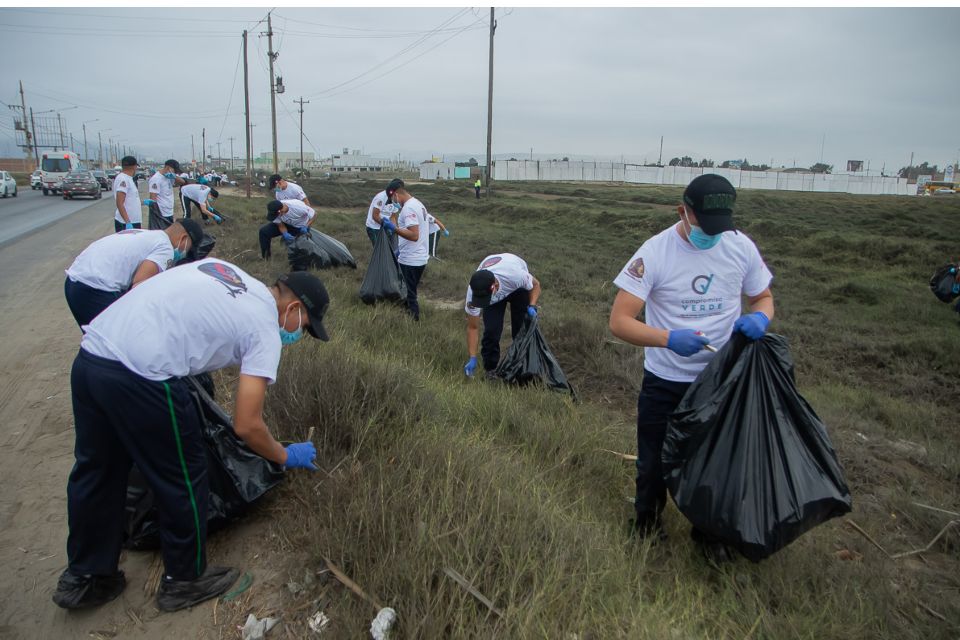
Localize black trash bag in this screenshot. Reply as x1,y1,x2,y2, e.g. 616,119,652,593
147,202,173,230
359,226,407,304
287,230,356,271
662,333,852,562
929,263,959,302
493,316,576,397
122,375,285,550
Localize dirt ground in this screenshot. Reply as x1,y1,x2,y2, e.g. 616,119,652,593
0,201,291,639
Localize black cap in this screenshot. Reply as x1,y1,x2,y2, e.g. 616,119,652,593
176,218,205,258
682,174,737,235
278,272,330,341
269,174,283,189
267,200,283,221
121,155,139,167
208,188,219,198
164,159,181,173
386,178,405,198
468,269,497,309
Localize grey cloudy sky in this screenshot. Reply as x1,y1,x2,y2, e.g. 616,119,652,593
1,6,958,172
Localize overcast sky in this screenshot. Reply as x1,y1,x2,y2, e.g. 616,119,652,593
0,6,958,171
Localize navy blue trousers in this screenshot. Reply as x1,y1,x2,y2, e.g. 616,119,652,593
635,370,691,528
67,350,209,581
64,277,122,328
113,220,142,233
399,263,425,321
259,223,306,258
480,288,530,371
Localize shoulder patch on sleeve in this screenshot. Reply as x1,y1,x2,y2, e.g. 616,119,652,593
626,257,645,280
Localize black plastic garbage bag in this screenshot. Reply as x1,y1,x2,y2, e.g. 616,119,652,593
122,376,285,550
929,263,959,302
287,230,356,271
147,203,172,230
359,227,407,304
662,333,851,562
493,316,575,397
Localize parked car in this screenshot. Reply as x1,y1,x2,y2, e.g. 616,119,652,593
0,171,18,198
61,171,102,199
106,168,119,181
30,169,42,190
91,170,110,190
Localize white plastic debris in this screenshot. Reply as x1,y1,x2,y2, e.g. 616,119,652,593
370,607,397,640
308,610,331,634
242,613,280,640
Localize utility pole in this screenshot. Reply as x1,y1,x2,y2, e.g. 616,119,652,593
484,7,496,196
29,108,39,167
243,29,252,198
82,125,88,164
266,12,279,174
98,131,103,169
216,141,222,167
17,81,35,168
294,97,309,173
658,135,663,166
191,135,195,170
228,136,235,171
819,133,826,164
201,127,206,172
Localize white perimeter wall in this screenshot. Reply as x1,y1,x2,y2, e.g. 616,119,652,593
491,161,913,196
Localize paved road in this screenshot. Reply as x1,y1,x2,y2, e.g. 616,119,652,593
0,186,113,248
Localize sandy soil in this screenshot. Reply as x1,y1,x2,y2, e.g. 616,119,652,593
0,201,289,639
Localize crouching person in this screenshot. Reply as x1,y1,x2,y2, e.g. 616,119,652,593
53,261,331,612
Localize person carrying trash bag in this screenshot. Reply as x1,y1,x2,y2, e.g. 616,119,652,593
608,173,774,561
380,184,430,321
54,261,329,612
64,219,205,327
364,179,403,247
261,199,316,259
463,253,541,380
145,160,186,229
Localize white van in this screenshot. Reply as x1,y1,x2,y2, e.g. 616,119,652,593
41,151,81,196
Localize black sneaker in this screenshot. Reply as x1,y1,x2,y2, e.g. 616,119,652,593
156,566,240,612
690,529,738,565
52,569,126,609
484,371,501,382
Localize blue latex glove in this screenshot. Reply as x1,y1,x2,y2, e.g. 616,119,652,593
443,229,450,237
124,222,134,230
527,305,538,318
733,311,769,341
213,214,222,224
284,442,317,470
143,198,156,207
464,356,478,377
282,231,295,243
381,219,396,233
667,329,710,357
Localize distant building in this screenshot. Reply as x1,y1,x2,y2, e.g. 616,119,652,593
255,151,316,170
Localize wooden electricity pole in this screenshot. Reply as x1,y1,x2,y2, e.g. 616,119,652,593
243,29,252,198
266,12,279,174
294,97,309,173
484,7,496,197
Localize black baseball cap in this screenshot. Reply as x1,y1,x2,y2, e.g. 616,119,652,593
121,155,139,167
468,269,497,309
269,174,283,189
278,272,330,341
682,174,737,235
208,188,219,198
164,159,182,172
386,178,405,198
176,218,205,258
267,200,283,221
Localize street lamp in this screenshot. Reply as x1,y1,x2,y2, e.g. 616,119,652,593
82,119,98,167
99,128,111,170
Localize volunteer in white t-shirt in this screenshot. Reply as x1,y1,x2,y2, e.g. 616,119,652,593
425,211,448,258
113,156,142,232
260,199,317,259
54,262,330,612
608,174,774,559
381,184,430,320
364,184,394,246
180,183,220,223
269,174,311,206
145,159,185,228
64,219,205,327
462,253,541,379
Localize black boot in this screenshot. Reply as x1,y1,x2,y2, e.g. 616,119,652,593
52,569,126,609
157,566,240,612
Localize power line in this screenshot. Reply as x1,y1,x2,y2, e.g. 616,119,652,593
216,39,245,144
0,24,239,38
2,8,264,24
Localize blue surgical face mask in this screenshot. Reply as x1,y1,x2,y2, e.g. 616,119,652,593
683,211,722,250
279,305,303,346
172,238,187,263
164,172,176,182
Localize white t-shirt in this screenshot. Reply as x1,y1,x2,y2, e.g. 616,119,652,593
613,225,773,383
66,229,175,292
147,171,175,218
181,183,210,203
365,190,389,230
396,197,430,267
426,212,440,235
275,181,307,202
276,200,316,229
113,173,141,224
81,258,282,383
464,253,535,317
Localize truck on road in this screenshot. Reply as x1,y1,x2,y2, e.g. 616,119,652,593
40,151,81,196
